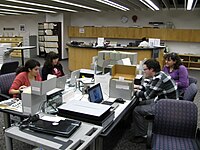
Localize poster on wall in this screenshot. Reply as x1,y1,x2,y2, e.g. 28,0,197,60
19,24,25,32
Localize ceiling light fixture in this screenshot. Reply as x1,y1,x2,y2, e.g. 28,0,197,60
6,0,77,12
0,4,57,13
0,11,21,15
0,8,38,14
140,0,159,11
187,0,194,10
96,0,129,11
52,0,101,12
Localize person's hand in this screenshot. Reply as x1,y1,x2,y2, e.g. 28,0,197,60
134,84,140,89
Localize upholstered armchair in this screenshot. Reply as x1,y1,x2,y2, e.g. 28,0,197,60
147,99,199,150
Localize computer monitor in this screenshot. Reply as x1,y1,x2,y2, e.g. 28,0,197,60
88,83,103,103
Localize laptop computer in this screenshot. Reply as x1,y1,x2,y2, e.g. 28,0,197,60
28,118,81,138
88,83,119,109
69,70,80,86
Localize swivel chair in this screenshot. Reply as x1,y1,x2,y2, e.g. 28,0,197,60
183,83,198,101
0,61,19,75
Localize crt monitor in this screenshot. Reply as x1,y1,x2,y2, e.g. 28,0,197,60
88,83,103,103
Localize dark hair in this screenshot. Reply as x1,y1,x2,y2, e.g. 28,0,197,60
144,59,161,72
164,52,182,69
44,51,59,68
16,59,40,75
142,37,147,41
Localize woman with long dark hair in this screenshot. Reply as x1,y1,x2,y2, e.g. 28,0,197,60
9,59,42,97
163,52,189,96
42,51,64,80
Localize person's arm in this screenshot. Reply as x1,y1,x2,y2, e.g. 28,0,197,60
9,74,26,95
59,64,65,76
176,65,189,88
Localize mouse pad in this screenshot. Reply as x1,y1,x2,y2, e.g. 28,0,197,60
28,119,81,138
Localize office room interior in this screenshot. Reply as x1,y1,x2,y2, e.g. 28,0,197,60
0,0,200,150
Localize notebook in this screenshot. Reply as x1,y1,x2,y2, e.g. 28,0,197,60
88,83,119,109
28,118,81,138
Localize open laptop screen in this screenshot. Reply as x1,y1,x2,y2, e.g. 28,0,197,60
88,83,103,103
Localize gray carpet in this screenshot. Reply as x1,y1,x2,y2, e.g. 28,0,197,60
0,57,199,150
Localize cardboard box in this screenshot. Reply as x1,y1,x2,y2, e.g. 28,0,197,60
111,64,136,80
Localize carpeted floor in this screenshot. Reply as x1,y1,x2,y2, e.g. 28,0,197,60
0,57,199,150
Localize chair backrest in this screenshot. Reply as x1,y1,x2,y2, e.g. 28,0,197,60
183,83,198,101
153,99,198,138
189,76,198,85
0,72,16,96
0,61,19,75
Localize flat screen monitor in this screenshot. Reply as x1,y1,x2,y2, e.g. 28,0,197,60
88,83,103,103
70,70,80,86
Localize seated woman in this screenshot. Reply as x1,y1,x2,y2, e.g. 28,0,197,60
163,52,189,96
9,59,42,98
42,51,64,80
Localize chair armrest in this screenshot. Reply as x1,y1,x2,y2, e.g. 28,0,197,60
145,114,155,148
0,93,10,100
196,128,200,150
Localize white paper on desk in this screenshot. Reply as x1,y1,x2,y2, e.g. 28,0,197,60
47,74,57,80
94,73,111,95
121,58,131,65
41,116,65,122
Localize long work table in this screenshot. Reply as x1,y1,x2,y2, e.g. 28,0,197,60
67,44,164,71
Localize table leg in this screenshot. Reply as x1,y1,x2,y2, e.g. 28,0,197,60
5,134,13,150
95,137,103,150
3,113,11,129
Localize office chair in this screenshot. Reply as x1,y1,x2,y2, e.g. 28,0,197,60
147,99,199,150
189,76,198,85
0,72,16,101
182,83,198,101
0,61,19,75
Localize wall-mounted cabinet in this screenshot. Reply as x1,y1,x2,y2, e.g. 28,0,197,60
38,22,62,59
179,54,200,70
68,26,200,43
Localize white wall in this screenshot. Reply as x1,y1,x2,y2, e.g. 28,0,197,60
70,10,200,55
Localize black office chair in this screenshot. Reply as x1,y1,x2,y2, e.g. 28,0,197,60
0,61,19,75
0,72,16,101
182,83,198,101
188,76,198,85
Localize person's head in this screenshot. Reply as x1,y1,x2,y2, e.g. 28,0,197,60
16,59,40,76
142,37,147,42
164,52,182,69
143,59,161,77
45,51,59,66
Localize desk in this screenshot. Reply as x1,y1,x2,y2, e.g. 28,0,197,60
7,46,36,65
5,122,102,150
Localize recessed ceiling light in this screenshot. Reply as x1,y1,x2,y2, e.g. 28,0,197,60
140,0,159,11
96,0,129,11
6,0,77,12
187,0,194,10
0,11,21,15
52,0,101,12
0,4,57,13
0,8,38,14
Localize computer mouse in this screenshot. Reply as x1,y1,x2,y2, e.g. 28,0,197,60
115,98,125,104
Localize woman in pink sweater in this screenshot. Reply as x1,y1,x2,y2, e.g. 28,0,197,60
9,59,42,98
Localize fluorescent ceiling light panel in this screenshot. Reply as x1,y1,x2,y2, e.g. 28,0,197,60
96,0,129,11
0,8,38,14
187,0,194,10
0,4,57,13
52,0,101,12
140,0,155,11
0,11,20,15
6,0,77,12
140,0,159,10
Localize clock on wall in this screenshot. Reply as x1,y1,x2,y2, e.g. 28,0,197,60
121,16,128,23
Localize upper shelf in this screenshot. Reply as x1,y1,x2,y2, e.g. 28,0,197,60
68,26,200,43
